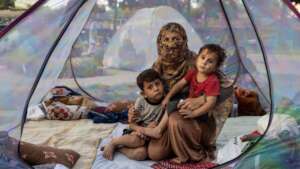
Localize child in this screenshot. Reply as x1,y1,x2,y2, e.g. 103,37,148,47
102,69,167,161
162,43,226,119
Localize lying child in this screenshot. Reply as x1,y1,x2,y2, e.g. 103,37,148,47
102,69,167,161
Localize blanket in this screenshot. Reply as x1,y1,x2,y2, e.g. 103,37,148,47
21,119,116,169
91,123,155,169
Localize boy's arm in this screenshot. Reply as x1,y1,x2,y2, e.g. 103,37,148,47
141,111,168,139
129,123,143,132
179,96,217,118
155,111,168,134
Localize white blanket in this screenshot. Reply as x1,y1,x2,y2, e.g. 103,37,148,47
91,123,155,169
22,119,116,169
92,116,260,169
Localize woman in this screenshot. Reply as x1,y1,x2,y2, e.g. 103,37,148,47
112,22,233,162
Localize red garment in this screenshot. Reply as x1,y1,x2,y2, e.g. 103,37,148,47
184,69,220,98
151,160,218,169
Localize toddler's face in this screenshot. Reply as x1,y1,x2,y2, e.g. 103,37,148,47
196,49,218,74
142,79,164,103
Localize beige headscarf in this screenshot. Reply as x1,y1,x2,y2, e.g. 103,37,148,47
152,22,195,88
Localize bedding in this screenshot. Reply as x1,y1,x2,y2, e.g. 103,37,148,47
91,116,260,169
21,119,116,169
216,116,260,147
20,141,80,168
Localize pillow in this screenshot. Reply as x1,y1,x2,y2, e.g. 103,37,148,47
234,87,266,116
0,131,31,169
105,100,133,113
44,102,87,120
20,141,80,169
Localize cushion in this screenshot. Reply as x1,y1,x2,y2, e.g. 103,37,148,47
44,102,87,120
234,87,266,116
105,100,133,112
20,141,80,168
0,131,31,169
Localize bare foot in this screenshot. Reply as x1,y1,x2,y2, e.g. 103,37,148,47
170,157,184,164
102,143,116,160
143,127,161,139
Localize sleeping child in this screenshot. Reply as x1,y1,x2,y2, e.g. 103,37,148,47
102,69,168,160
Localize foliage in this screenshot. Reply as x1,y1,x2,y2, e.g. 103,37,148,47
0,0,14,9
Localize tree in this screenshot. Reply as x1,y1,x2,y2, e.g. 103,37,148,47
291,0,300,3
0,0,14,9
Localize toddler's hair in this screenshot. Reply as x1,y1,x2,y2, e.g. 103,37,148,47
137,69,162,91
198,44,227,68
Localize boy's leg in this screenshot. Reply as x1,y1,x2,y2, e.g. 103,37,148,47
119,146,147,161
103,134,145,160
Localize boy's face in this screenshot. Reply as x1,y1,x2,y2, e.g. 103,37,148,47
196,49,218,74
142,79,164,103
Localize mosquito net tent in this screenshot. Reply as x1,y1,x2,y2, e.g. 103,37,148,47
0,0,299,168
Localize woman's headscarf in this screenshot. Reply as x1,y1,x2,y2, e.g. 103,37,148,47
152,22,195,88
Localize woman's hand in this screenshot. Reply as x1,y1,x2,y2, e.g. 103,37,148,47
178,96,206,111
178,108,198,119
128,104,139,123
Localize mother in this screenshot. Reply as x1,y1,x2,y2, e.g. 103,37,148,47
108,22,233,162
144,22,233,163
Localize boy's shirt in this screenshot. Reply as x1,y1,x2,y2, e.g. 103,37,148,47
134,96,164,127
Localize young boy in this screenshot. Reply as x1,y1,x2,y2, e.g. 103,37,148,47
102,69,167,161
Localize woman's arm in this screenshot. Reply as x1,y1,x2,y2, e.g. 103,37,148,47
179,96,217,118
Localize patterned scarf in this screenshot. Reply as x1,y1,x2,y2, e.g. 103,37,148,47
152,23,195,88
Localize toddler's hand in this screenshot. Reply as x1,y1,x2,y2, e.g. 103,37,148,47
161,97,170,110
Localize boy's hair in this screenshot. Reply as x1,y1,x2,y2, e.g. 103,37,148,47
198,44,227,68
137,69,162,91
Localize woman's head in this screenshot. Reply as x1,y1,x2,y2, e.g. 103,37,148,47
196,44,226,74
157,22,188,62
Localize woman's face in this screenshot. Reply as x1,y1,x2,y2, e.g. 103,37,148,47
160,31,184,50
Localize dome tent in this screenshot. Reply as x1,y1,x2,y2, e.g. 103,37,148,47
0,0,299,168
102,6,203,71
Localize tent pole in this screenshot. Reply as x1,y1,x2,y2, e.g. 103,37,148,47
238,0,274,165
215,0,274,168
0,0,46,38
220,0,271,106
218,0,242,87
21,0,88,139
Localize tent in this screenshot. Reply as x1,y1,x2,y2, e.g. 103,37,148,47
14,0,38,9
0,0,299,168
